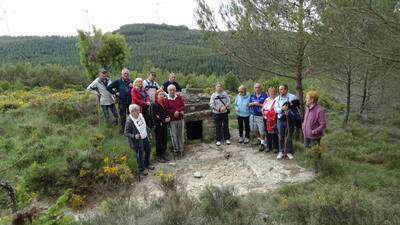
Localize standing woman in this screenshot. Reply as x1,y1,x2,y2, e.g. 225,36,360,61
152,90,171,163
131,78,151,126
210,82,231,146
234,85,250,144
262,87,279,153
302,90,327,148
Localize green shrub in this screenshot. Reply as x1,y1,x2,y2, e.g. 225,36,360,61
223,72,240,93
284,185,392,225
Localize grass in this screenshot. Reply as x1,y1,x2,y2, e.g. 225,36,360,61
76,106,400,225
1,87,400,225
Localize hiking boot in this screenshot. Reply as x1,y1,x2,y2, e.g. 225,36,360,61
226,140,231,145
140,171,148,176
259,144,265,152
162,155,170,162
216,141,221,147
238,137,244,143
286,153,294,160
146,165,155,170
244,138,250,144
277,152,284,160
139,168,148,176
157,157,167,163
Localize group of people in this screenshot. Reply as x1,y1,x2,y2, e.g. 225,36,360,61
87,68,185,176
209,82,327,160
87,67,327,176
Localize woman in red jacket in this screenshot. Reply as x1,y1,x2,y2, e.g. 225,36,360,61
131,78,151,127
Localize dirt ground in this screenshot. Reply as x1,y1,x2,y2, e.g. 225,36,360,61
130,140,315,202
72,135,314,220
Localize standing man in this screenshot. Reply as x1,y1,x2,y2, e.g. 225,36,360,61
86,68,118,125
107,68,132,133
124,104,155,177
210,82,231,146
249,83,268,151
165,85,185,155
274,84,300,160
163,73,182,93
143,71,160,104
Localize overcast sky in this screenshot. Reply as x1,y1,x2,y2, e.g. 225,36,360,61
0,0,223,36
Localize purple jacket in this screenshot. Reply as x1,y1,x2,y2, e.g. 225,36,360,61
302,103,326,139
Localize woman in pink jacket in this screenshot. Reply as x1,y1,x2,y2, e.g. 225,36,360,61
302,90,327,148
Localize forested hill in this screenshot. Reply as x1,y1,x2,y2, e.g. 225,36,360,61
0,23,249,76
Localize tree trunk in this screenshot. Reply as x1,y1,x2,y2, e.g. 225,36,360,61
359,69,369,114
295,0,306,116
343,71,351,127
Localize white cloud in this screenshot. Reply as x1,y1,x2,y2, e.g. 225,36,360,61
0,0,224,36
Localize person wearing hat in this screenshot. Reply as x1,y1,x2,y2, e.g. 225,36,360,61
107,68,133,132
86,68,118,125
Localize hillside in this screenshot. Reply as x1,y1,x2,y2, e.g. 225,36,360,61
0,23,251,76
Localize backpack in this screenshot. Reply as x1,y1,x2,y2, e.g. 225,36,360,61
288,109,302,128
265,100,277,132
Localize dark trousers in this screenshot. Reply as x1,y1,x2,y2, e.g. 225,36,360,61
101,104,118,124
155,123,168,157
237,116,250,138
118,103,129,132
277,117,295,154
304,138,321,148
142,106,153,128
136,137,151,171
266,132,279,152
213,113,230,142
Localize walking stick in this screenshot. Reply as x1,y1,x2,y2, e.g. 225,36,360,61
283,112,290,158
181,119,185,157
168,124,178,159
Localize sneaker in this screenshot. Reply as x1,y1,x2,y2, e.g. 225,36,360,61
259,144,265,152
238,137,244,143
286,153,294,160
244,138,250,144
277,152,284,160
216,141,221,146
226,140,231,145
253,139,261,145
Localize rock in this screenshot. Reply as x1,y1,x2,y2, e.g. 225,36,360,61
193,172,203,178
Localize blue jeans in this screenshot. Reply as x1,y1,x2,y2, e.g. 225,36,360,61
277,117,295,154
136,137,151,172
101,104,118,124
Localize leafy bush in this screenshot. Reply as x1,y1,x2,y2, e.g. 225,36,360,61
283,185,395,225
223,72,240,93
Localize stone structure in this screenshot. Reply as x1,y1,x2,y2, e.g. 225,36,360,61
182,88,214,142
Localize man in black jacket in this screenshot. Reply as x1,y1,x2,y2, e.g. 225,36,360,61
124,104,155,177
108,68,133,133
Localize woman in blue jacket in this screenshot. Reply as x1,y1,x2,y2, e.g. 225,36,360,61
234,85,251,144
